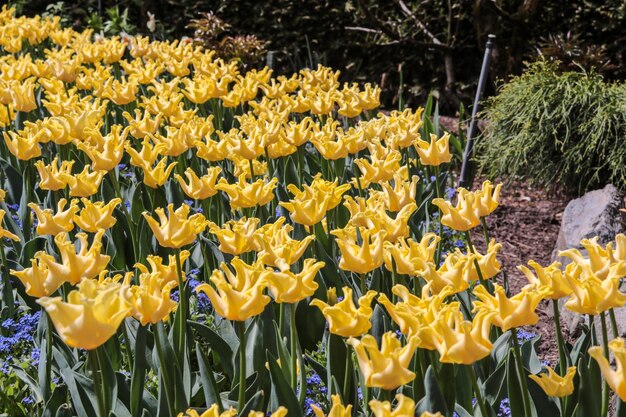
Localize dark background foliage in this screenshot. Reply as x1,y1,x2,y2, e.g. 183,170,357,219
10,0,626,112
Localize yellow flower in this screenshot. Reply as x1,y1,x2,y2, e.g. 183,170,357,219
9,77,38,112
520,260,572,300
3,131,41,160
432,189,481,232
139,158,178,188
208,217,260,255
348,332,419,390
177,404,237,417
529,366,576,397
67,165,106,197
37,278,131,350
266,259,325,303
349,202,416,243
39,231,110,285
74,198,122,233
10,253,65,298
562,262,626,315
122,109,162,139
473,284,548,331
417,256,471,295
589,338,626,401
129,271,178,325
76,125,128,172
474,180,502,218
135,251,190,287
34,157,74,191
196,258,270,321
310,287,377,337
255,218,315,271
414,132,451,166
354,144,403,184
379,174,419,212
195,136,229,162
560,237,625,281
431,309,495,364
420,413,444,417
464,240,503,281
143,203,207,249
369,394,415,417
311,395,352,417
175,167,222,200
383,234,440,275
28,199,78,236
125,137,166,167
332,227,386,275
216,175,278,210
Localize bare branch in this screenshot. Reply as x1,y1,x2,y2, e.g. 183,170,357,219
344,26,384,34
393,0,443,45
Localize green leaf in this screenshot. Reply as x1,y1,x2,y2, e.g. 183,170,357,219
131,323,148,417
506,351,525,417
267,350,303,417
190,320,234,379
415,365,448,416
239,390,265,417
196,342,224,411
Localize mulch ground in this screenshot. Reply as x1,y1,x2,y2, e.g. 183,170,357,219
468,179,571,364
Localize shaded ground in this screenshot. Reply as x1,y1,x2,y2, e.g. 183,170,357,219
469,179,570,364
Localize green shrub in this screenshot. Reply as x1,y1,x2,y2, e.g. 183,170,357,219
477,61,626,195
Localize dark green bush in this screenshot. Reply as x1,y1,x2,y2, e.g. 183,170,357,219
477,61,626,195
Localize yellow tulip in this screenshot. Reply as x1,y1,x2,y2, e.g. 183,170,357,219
177,404,237,417
3,131,41,160
74,198,122,233
589,338,626,401
208,217,260,255
279,185,332,226
9,77,38,112
369,394,415,417
414,132,451,166
355,145,403,184
332,227,386,275
143,203,207,249
348,332,419,390
560,237,625,281
474,180,502,218
350,202,416,243
195,136,229,162
383,234,440,275
39,230,110,285
135,251,190,287
196,258,270,321
216,175,278,210
28,199,78,236
10,252,65,298
432,189,481,232
125,136,167,167
67,165,106,197
562,262,626,315
175,167,222,200
473,284,548,331
529,366,576,397
34,157,74,190
418,256,470,295
520,260,572,300
255,218,315,271
311,395,352,417
379,174,419,212
139,158,178,188
37,278,131,350
122,109,162,139
463,240,503,281
431,309,495,364
129,271,178,325
310,287,377,337
266,259,325,303
76,125,128,172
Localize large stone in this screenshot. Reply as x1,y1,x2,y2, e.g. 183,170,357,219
552,184,625,335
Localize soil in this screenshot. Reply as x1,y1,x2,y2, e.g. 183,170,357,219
467,179,571,365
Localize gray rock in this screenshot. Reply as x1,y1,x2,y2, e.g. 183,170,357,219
552,184,625,335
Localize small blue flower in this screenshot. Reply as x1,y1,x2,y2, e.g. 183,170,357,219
515,329,536,345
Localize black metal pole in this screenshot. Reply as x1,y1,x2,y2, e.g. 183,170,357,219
458,34,495,189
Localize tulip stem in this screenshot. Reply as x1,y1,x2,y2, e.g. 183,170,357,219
175,248,187,359
480,217,490,246
600,312,610,417
360,273,367,296
510,328,532,417
552,300,568,375
88,349,108,417
463,231,490,293
609,308,619,339
290,303,298,389
237,320,247,411
433,166,442,266
469,364,490,417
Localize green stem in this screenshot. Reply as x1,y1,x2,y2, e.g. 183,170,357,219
463,231,489,291
343,343,351,400
609,308,619,339
511,328,532,417
600,312,610,417
360,273,367,296
174,248,187,358
480,217,490,245
433,166,442,266
469,364,490,417
89,349,108,417
552,300,568,375
290,303,298,389
237,321,247,411
153,323,177,417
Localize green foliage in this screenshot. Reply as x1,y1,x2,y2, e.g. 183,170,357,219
477,61,626,194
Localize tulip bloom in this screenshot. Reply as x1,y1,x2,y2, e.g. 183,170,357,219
383,234,440,275
266,259,325,303
474,180,502,218
196,258,270,321
562,263,626,315
0,210,19,241
332,227,386,275
67,165,106,197
28,199,78,236
175,166,222,200
310,287,377,337
139,158,178,188
208,217,260,255
369,394,415,417
473,284,548,331
529,366,576,397
129,272,178,325
379,174,419,212
10,253,65,298
255,218,315,271
143,203,207,249
431,309,496,364
74,198,122,233
216,175,278,210
520,260,572,300
135,251,190,286
348,332,419,390
589,338,626,401
311,395,352,417
432,189,481,232
35,157,74,191
414,132,451,166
